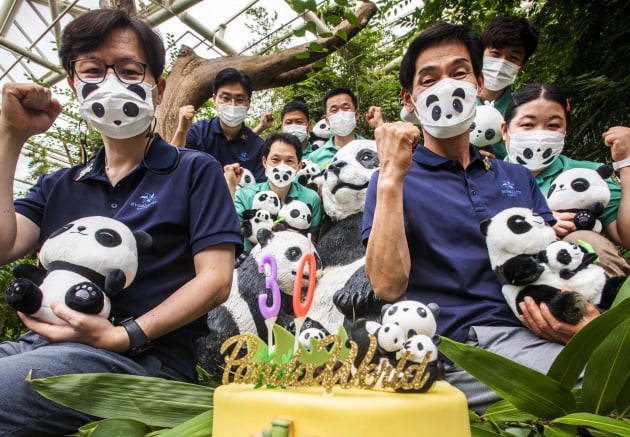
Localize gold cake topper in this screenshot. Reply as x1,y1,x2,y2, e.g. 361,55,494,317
220,329,433,392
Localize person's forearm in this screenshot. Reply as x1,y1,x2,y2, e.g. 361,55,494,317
365,177,410,301
0,127,25,256
609,166,630,248
170,129,187,147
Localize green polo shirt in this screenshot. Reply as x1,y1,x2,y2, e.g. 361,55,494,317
536,155,621,228
477,87,513,160
234,180,322,251
302,142,315,161
309,134,366,170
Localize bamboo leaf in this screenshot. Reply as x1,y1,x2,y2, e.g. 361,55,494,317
155,410,213,437
553,412,630,436
439,337,577,419
484,400,537,423
543,423,578,437
582,318,630,415
615,374,630,418
611,276,630,307
470,424,507,436
548,299,630,387
28,372,213,428
73,418,150,437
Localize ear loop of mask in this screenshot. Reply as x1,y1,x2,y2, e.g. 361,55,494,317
142,116,180,175
78,118,89,166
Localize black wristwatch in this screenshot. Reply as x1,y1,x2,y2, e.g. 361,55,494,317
120,317,153,357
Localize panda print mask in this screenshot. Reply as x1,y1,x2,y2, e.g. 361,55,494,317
265,163,297,188
76,74,155,139
507,130,565,171
412,78,477,139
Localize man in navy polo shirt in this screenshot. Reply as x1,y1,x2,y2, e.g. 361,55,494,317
0,9,242,435
363,22,600,413
171,67,266,182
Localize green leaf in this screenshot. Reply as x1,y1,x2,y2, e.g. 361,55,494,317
611,276,630,307
156,410,213,437
553,412,630,436
293,27,306,37
344,12,360,27
271,324,296,363
305,21,317,35
73,418,150,437
548,298,630,387
439,337,577,419
28,372,213,428
582,318,630,415
543,423,578,437
337,29,348,41
615,374,630,418
295,52,311,59
470,424,506,436
308,42,325,52
484,400,537,423
291,0,306,13
325,15,341,26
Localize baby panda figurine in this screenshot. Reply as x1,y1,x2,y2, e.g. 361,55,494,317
546,165,613,233
252,190,281,219
240,209,274,247
469,101,504,150
297,159,323,190
6,216,151,324
310,119,331,150
273,197,313,235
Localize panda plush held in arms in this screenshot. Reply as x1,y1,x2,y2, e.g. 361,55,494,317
481,207,617,324
5,216,151,324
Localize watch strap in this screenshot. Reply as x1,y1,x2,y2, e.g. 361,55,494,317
613,157,630,170
121,318,152,357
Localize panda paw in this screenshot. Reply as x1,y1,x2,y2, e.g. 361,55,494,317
5,278,42,314
548,291,587,325
65,282,105,315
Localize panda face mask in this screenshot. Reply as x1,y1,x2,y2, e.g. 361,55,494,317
507,129,565,171
266,163,297,188
75,74,155,140
412,78,477,139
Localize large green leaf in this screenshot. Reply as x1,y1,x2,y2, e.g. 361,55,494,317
72,418,150,437
470,425,507,437
548,299,630,388
543,423,578,437
439,337,577,419
484,400,537,423
611,276,630,307
28,372,213,428
615,374,630,418
154,410,213,437
553,412,630,436
582,318,630,415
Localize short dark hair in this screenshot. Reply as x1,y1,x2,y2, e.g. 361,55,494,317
399,22,483,93
213,68,253,98
262,132,303,162
281,101,310,121
59,9,165,82
504,83,571,127
482,16,539,64
322,87,358,114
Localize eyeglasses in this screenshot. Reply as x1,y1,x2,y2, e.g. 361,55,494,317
70,58,148,85
216,93,249,106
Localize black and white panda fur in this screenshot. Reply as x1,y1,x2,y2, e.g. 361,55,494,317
481,207,606,324
310,118,331,150
240,209,274,246
546,165,613,233
252,190,281,218
238,168,256,189
297,159,324,190
196,229,324,375
469,101,503,148
6,216,151,324
274,197,312,234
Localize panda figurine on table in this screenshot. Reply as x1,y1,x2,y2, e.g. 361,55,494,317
546,165,613,233
5,216,151,324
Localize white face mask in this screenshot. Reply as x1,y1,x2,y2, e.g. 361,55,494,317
400,106,420,125
76,74,155,139
482,56,521,91
265,163,297,188
217,104,248,127
413,78,477,139
508,129,565,171
282,124,308,142
328,111,357,137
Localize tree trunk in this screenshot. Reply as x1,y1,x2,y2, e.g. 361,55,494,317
156,2,377,141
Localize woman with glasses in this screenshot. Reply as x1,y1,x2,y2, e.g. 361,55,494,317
0,9,242,436
171,67,267,185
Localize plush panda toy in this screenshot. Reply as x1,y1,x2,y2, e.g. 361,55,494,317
5,216,151,324
274,197,313,234
546,165,613,233
297,159,323,190
252,190,281,218
310,118,331,150
469,101,504,148
238,168,256,189
481,207,611,324
240,209,274,246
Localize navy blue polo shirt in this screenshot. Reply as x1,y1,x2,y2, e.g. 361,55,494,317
14,134,243,381
362,145,553,343
186,116,266,182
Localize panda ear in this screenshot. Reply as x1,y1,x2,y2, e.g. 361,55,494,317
134,231,153,253
427,302,440,319
431,334,441,346
242,209,257,220
480,218,492,236
257,228,273,247
597,164,614,180
284,197,295,204
537,249,548,264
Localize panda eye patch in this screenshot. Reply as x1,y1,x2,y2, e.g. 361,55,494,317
95,228,122,247
547,184,556,198
285,247,303,262
291,210,300,218
425,94,439,107
507,215,533,234
571,178,590,192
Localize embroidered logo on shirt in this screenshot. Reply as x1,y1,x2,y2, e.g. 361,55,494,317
75,163,94,181
238,152,250,162
130,192,157,210
501,180,522,198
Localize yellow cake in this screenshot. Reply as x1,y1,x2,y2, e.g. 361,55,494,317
212,381,471,437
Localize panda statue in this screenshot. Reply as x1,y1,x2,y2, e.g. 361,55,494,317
481,207,611,324
6,216,151,324
469,101,504,149
197,229,324,375
310,118,331,150
546,165,613,233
